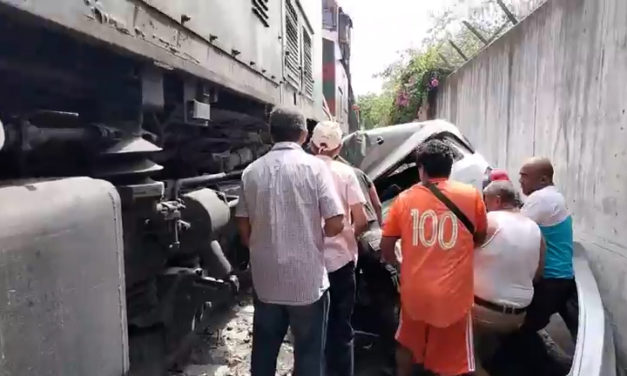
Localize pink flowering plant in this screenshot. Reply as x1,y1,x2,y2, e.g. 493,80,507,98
387,48,451,124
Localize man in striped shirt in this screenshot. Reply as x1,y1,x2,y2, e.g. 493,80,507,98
236,107,345,376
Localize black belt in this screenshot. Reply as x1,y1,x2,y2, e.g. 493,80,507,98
474,296,527,315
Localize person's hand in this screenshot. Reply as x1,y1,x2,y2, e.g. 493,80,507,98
382,262,400,291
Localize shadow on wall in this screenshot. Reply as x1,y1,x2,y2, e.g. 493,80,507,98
435,0,627,372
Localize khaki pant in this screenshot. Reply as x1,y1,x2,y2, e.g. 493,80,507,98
472,304,526,375
472,304,525,333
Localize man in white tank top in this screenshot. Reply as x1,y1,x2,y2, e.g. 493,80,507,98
474,180,545,331
473,181,546,375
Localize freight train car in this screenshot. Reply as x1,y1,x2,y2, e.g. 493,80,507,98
0,1,347,375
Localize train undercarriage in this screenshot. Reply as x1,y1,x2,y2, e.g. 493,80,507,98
0,14,275,375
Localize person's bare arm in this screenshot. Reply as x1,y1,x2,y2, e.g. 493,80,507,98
476,216,497,250
345,169,368,237
473,190,488,247
369,185,384,225
535,236,546,282
474,227,487,248
324,215,344,237
380,195,403,264
381,236,400,264
236,217,251,248
350,203,368,237
234,179,251,248
316,163,345,238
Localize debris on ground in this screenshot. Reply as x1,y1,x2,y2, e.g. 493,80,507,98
174,296,294,376
172,295,574,376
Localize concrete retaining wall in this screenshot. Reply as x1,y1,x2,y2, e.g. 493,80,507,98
436,0,627,372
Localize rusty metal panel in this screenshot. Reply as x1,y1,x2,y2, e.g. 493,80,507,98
0,177,128,376
0,0,325,119
139,0,284,82
0,0,281,105
138,0,324,119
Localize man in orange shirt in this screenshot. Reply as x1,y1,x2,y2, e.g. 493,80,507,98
380,139,487,376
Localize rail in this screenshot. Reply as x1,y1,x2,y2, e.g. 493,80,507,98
569,242,616,376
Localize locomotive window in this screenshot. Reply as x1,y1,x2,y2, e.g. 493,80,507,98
302,29,313,97
285,0,301,88
251,0,270,27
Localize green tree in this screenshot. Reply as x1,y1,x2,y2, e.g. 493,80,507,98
383,48,445,124
357,92,394,130
356,0,545,130
357,47,451,128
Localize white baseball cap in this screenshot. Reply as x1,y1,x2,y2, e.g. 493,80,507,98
311,121,343,151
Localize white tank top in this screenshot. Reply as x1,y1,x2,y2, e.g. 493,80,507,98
474,211,541,307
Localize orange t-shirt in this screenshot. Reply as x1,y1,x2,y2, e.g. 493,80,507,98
383,179,487,328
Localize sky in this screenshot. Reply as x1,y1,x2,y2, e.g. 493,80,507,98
339,0,445,96
339,0,543,96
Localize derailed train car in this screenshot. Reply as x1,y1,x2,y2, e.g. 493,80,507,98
0,1,350,375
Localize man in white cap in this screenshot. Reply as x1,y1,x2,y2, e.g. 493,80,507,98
310,121,368,376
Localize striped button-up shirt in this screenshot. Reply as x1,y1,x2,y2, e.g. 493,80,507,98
235,142,344,305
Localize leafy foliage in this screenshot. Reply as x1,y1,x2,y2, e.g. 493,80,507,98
357,92,394,130
387,48,451,124
356,0,546,129
356,48,451,128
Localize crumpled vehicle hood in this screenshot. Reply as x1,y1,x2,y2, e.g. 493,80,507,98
341,119,487,185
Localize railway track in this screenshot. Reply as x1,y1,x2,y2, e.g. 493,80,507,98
170,294,573,376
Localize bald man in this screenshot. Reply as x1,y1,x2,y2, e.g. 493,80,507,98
518,157,578,339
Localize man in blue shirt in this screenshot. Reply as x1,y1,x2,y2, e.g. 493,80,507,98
519,157,578,338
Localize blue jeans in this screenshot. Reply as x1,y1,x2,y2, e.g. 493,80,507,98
326,262,356,376
251,291,330,376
